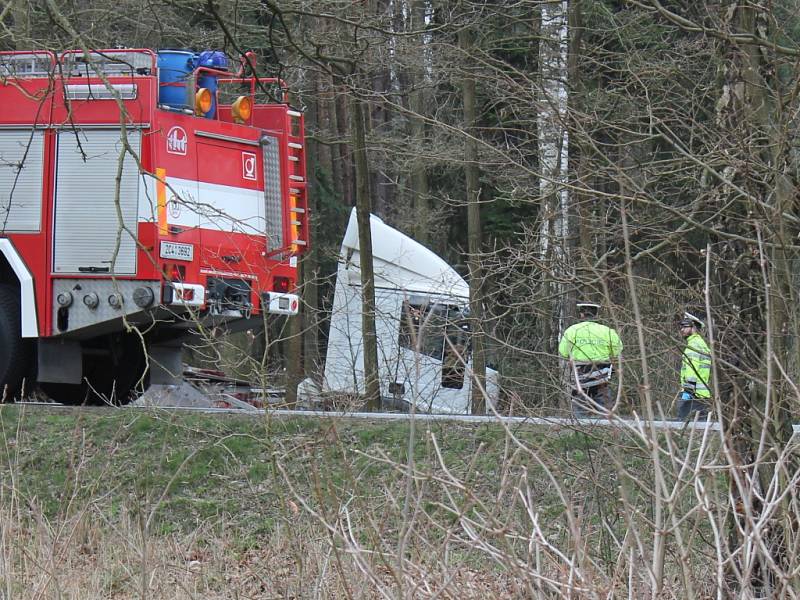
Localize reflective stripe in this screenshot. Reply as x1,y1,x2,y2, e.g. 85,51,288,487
156,167,168,235
575,379,607,389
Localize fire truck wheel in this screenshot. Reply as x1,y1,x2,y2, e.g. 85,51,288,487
0,284,34,401
103,331,148,403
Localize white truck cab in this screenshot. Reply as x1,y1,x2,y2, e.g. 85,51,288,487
305,209,498,413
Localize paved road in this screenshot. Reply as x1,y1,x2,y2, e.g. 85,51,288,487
22,400,800,435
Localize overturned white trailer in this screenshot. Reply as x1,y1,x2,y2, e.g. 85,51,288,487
304,209,498,414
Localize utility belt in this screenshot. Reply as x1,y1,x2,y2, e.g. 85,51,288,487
682,379,710,399
571,363,612,389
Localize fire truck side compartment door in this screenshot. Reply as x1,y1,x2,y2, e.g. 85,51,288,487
53,129,141,274
0,129,44,232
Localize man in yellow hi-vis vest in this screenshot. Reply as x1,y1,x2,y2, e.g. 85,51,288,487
678,312,711,419
559,302,623,416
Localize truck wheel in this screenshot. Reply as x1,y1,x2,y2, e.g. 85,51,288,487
0,284,33,401
93,332,148,404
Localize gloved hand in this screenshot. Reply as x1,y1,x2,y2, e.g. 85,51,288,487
681,391,692,401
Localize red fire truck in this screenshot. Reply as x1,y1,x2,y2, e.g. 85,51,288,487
0,48,309,403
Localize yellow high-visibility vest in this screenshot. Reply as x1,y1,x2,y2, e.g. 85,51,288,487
559,321,622,363
681,333,711,398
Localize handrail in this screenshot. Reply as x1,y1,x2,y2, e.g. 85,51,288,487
0,51,57,78
0,50,56,64
58,48,157,70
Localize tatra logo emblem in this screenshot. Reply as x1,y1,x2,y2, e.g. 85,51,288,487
166,126,188,155
242,152,257,180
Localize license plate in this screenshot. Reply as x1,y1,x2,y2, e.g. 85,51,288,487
160,241,194,261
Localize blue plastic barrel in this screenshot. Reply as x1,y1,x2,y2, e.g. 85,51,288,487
157,50,195,109
196,51,228,118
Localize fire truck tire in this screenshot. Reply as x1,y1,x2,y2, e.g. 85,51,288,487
103,331,148,402
0,284,34,401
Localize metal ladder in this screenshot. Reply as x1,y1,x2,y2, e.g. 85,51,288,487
286,109,309,253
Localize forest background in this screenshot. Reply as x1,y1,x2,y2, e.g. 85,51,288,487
4,1,800,596
6,0,799,418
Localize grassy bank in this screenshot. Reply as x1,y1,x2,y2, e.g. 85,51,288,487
0,406,720,598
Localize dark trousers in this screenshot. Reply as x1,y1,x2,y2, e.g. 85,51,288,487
678,395,709,419
571,363,611,417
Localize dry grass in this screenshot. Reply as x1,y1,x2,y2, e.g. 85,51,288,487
0,405,794,598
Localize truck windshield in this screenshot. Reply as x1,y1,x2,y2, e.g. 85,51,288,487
399,299,470,365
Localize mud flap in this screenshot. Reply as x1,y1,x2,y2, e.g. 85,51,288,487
37,338,81,384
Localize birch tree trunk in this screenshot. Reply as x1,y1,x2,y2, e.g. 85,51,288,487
539,0,570,410
408,0,431,245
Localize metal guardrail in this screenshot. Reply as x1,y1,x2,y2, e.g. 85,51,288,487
19,401,800,435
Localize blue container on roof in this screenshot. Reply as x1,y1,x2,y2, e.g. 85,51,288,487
157,50,195,109
196,51,228,70
196,51,228,119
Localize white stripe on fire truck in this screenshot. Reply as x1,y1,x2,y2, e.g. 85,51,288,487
139,176,267,235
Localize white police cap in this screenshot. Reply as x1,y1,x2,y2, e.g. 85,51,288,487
680,311,704,328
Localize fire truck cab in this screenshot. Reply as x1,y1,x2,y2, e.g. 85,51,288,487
0,49,309,402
